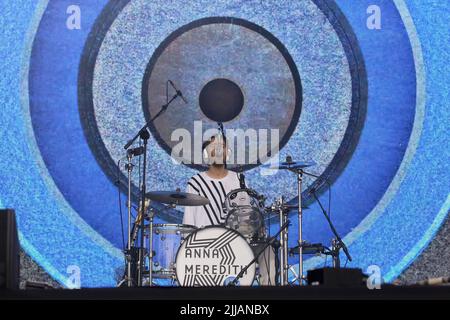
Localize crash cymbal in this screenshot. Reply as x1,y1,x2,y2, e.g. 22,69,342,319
145,191,210,206
262,161,316,170
262,156,316,170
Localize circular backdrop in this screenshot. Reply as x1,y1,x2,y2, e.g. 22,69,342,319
142,17,302,170
2,0,448,287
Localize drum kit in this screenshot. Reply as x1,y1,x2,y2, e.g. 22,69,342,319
118,156,351,288
118,87,351,287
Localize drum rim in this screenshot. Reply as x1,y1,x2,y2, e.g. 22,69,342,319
174,225,256,286
224,188,264,204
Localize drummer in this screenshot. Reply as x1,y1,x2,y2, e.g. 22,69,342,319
183,134,275,285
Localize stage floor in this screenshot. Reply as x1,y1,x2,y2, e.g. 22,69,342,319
2,285,450,300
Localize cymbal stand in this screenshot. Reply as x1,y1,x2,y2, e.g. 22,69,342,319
274,196,289,286
147,202,155,286
125,154,134,287
116,154,137,288
229,220,290,286
289,166,306,285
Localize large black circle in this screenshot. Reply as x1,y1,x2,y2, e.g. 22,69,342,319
199,78,245,122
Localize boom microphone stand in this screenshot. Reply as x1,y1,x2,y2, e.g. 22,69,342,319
229,220,290,286
126,154,133,287
123,90,183,286
300,170,351,267
310,189,351,267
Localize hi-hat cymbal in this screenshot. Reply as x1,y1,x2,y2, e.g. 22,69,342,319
145,191,210,206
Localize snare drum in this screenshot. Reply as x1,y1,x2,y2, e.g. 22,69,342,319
147,224,197,279
175,226,256,286
223,188,265,240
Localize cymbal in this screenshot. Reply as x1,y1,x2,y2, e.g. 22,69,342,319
262,160,316,170
145,191,210,206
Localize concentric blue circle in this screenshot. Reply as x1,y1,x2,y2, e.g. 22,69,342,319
0,0,447,287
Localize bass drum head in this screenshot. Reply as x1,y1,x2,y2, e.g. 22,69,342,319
175,226,256,286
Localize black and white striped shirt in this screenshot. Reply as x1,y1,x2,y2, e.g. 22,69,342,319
183,171,241,227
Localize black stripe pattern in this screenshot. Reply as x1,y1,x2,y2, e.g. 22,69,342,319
185,172,239,226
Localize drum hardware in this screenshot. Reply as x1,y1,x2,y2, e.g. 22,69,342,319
116,132,347,288
118,153,149,288
228,219,290,286
119,152,134,288
289,242,334,283
263,196,315,286
262,239,281,286
262,156,316,285
309,188,352,268
143,202,180,219
289,242,330,256
266,203,309,212
146,202,155,286
292,158,306,285
123,81,185,286
265,157,349,281
331,239,340,268
287,265,299,285
277,196,289,286
124,201,152,286
117,188,206,287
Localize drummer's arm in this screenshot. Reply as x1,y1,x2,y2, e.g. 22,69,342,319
183,184,196,226
183,206,196,226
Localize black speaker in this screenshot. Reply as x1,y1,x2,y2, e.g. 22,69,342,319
0,209,20,290
307,267,365,287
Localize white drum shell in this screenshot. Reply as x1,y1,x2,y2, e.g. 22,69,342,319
149,223,197,278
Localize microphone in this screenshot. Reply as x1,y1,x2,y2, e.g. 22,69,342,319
217,122,224,137
168,80,188,104
127,146,145,157
239,173,246,189
217,122,226,147
235,165,246,189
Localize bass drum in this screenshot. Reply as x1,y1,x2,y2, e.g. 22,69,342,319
175,226,256,286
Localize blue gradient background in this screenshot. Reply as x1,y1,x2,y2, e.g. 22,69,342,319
0,0,448,287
